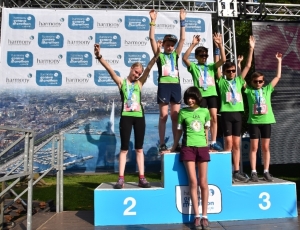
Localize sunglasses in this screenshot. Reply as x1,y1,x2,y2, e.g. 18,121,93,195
226,69,236,73
198,54,208,58
253,80,264,84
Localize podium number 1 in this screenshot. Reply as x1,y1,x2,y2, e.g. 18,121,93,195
259,192,271,210
123,197,137,216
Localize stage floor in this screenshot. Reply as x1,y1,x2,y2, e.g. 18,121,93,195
13,203,300,230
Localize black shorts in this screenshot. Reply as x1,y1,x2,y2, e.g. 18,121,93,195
119,116,145,150
220,112,243,137
157,83,181,104
180,146,210,162
200,96,218,109
248,124,271,139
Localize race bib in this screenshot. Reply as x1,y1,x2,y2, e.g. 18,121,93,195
162,64,178,78
124,101,141,112
226,92,241,103
253,104,268,114
199,75,215,87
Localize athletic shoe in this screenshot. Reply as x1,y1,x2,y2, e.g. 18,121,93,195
251,172,259,182
210,143,223,151
138,177,151,188
159,144,168,152
200,217,211,230
233,172,249,183
194,217,201,230
113,178,124,189
263,172,274,182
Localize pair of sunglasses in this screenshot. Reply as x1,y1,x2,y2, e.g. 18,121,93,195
198,54,208,58
253,80,264,84
226,69,236,73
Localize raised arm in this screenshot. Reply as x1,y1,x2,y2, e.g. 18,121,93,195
240,35,255,79
149,10,158,54
94,44,122,88
175,8,186,55
237,55,244,76
139,40,162,85
183,35,200,68
271,52,282,88
213,33,226,70
213,39,222,79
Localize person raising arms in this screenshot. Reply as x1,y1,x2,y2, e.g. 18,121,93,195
149,9,186,152
94,40,162,189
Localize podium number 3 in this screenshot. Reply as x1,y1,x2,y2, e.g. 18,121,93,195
259,192,271,210
123,197,137,216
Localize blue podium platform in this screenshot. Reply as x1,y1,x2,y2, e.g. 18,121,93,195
94,152,298,226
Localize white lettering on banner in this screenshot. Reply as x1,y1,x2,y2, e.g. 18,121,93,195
67,40,90,45
8,39,31,45
39,21,62,27
98,77,113,82
6,78,29,83
36,59,60,64
70,59,88,64
10,59,29,64
66,78,89,83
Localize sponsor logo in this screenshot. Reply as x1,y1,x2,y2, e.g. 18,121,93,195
66,78,90,84
36,70,62,86
124,39,148,46
182,78,193,85
125,16,149,31
9,14,35,29
97,18,122,28
36,58,61,65
176,185,221,214
68,15,93,30
7,51,33,67
66,52,92,67
156,24,176,29
186,18,205,33
94,70,121,86
38,33,64,48
6,78,30,83
67,39,91,46
124,52,150,67
95,33,121,48
8,37,33,45
39,21,63,27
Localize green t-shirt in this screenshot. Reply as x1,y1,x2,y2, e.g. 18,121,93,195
120,79,143,117
157,51,180,84
178,107,210,147
217,75,245,112
244,84,275,124
188,62,217,97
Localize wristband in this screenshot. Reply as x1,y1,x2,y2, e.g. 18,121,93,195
95,55,102,60
214,48,220,55
149,22,156,26
180,20,185,27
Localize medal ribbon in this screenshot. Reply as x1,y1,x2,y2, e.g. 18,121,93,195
164,53,175,72
126,80,135,101
227,79,237,104
255,88,263,112
197,64,208,90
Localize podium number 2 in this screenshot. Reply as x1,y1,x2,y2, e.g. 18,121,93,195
259,192,271,210
123,197,137,216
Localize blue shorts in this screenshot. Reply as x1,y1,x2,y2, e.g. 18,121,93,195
157,83,181,104
180,146,210,162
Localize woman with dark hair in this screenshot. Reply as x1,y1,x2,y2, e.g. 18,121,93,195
162,86,211,230
94,40,162,189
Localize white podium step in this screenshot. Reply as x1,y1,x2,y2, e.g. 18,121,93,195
94,152,298,226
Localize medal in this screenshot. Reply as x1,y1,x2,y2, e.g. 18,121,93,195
231,98,237,105
257,106,262,113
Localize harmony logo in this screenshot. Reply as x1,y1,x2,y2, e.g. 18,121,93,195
124,40,147,46
182,78,193,84
97,22,120,28
97,59,119,65
36,58,61,65
156,24,176,29
66,78,90,84
39,21,63,27
67,40,91,45
8,39,32,45
6,78,30,83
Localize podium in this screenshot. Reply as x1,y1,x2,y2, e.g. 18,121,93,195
94,152,298,226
